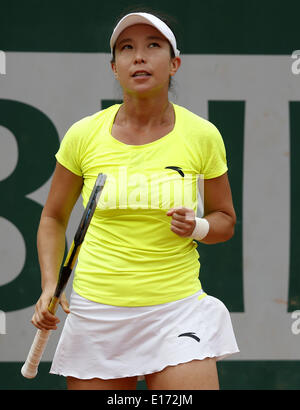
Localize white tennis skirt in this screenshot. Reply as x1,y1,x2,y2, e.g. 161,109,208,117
50,289,239,381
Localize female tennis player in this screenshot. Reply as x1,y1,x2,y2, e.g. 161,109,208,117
31,10,239,390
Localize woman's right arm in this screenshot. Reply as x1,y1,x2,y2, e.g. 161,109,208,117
31,162,83,331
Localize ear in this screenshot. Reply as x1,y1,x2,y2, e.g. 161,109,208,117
111,61,118,78
170,56,181,77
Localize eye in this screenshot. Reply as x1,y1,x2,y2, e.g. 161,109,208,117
121,44,133,50
149,42,160,48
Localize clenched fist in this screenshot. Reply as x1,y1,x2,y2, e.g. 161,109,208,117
166,207,196,237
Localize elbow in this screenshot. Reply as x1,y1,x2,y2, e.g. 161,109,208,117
225,214,236,241
226,225,235,241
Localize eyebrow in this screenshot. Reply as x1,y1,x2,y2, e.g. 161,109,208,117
116,35,166,47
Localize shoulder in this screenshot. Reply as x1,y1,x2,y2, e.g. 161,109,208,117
173,103,222,141
66,104,120,138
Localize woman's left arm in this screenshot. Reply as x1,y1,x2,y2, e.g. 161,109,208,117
167,172,236,244
200,172,236,244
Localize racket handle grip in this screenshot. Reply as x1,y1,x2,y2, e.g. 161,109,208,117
21,328,51,379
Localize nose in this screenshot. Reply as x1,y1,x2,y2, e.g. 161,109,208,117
134,48,146,64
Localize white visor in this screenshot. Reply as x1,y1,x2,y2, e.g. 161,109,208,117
110,12,180,58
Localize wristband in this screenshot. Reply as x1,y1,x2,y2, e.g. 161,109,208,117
189,217,210,241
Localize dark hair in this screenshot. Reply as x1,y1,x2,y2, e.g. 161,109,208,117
110,6,179,64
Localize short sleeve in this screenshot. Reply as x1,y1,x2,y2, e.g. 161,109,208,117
201,123,228,179
55,119,88,176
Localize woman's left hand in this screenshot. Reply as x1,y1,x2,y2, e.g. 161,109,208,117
166,207,196,237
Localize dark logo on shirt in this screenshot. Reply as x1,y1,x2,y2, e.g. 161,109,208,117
178,332,200,342
165,166,185,177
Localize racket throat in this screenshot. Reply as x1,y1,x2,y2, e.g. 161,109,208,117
53,242,81,300
64,241,81,271
48,296,60,315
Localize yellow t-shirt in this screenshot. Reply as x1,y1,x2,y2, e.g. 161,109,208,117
55,103,228,306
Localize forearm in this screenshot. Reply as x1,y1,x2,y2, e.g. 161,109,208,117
37,216,67,291
200,211,235,244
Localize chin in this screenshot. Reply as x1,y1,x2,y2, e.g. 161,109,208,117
125,83,167,98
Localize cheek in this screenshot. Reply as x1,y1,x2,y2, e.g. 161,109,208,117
152,54,173,73
117,59,135,75
156,62,173,80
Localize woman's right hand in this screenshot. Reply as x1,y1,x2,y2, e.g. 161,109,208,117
31,288,70,331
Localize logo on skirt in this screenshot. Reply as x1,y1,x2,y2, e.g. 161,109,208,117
178,332,200,342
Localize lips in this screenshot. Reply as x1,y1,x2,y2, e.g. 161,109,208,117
132,70,151,77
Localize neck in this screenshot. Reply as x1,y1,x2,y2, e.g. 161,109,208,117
117,92,172,128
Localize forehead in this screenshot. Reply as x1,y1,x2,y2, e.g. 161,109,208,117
115,23,166,44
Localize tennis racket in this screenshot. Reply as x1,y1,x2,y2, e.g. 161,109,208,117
21,172,107,379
